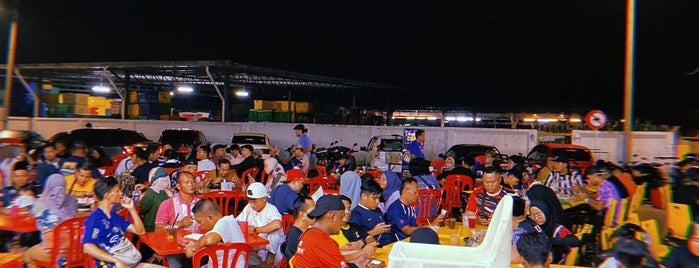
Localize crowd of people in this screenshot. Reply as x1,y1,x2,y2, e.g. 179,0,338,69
0,121,698,268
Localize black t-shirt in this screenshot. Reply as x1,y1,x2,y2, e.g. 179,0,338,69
663,245,699,268
342,222,370,244
283,225,303,261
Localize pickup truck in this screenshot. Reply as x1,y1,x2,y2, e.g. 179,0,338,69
354,134,404,173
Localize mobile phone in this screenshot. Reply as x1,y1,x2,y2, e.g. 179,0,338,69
370,259,382,265
441,209,447,216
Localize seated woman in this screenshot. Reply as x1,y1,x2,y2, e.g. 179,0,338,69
529,199,582,264
264,157,287,192
24,173,77,267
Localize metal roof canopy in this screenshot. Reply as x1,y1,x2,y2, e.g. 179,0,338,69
0,60,408,121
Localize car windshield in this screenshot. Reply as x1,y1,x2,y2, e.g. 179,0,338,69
445,145,499,159
232,135,266,145
381,139,403,152
159,130,199,145
551,148,592,161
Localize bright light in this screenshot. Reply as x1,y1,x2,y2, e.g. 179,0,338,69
169,91,174,96
406,116,416,120
177,86,193,93
523,118,536,122
456,117,474,122
91,85,111,93
445,116,456,121
235,90,249,97
538,118,557,123
427,117,437,120
569,118,582,123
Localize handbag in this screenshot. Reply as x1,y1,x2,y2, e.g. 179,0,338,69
109,237,142,266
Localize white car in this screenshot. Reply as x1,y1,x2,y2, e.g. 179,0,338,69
230,132,273,159
355,134,404,172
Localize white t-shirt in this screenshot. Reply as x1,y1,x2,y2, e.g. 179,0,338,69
206,215,247,268
236,202,285,266
198,159,217,172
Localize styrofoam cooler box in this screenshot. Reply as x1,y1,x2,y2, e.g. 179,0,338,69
388,196,513,268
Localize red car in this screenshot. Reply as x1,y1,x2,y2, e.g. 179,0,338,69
526,144,595,172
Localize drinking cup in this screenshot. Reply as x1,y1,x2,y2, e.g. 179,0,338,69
164,226,177,240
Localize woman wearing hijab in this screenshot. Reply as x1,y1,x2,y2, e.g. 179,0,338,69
375,170,401,213
529,199,581,264
139,167,174,232
525,184,573,230
264,157,287,193
24,173,78,267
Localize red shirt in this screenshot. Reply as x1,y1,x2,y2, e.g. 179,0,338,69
289,228,350,268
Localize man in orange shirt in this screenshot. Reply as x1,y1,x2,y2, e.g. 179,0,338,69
290,195,382,268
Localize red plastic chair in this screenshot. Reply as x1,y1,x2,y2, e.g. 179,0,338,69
315,165,328,177
192,242,251,268
281,214,295,236
240,167,259,184
36,215,89,268
430,159,445,177
203,190,246,216
411,189,443,226
307,176,338,195
442,174,473,218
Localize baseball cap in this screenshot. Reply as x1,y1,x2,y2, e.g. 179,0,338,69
241,144,254,152
293,124,306,131
285,169,308,183
307,195,345,218
246,182,268,199
552,155,568,163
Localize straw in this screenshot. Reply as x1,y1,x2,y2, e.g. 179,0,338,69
171,213,180,228
426,217,432,228
458,224,462,236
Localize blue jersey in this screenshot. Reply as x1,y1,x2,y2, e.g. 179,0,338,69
385,200,417,243
409,141,424,158
268,183,298,215
350,205,392,245
82,207,132,268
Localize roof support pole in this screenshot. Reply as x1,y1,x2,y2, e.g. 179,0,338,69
205,66,225,122
103,67,126,119
13,69,37,131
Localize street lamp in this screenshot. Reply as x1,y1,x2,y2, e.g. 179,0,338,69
2,0,18,129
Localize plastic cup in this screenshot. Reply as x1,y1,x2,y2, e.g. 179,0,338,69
447,218,456,229
164,226,177,240
239,221,249,236
466,212,477,229
450,234,460,246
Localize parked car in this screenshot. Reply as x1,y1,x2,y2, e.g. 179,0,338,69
158,128,209,160
44,128,156,176
354,134,403,172
526,143,595,172
47,128,155,159
438,144,502,161
231,132,272,159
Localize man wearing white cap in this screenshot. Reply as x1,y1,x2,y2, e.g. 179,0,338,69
237,182,285,267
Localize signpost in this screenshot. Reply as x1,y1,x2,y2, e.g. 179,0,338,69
585,110,607,155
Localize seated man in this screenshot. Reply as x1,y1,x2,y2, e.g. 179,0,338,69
154,171,201,267
349,179,392,246
283,196,316,261
290,195,380,268
64,161,97,200
268,169,307,215
465,166,508,226
282,145,309,174
516,232,552,268
385,177,444,244
236,182,285,268
185,199,246,268
202,158,240,190
82,176,147,268
331,195,378,261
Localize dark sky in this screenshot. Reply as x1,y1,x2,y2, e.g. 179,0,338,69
2,0,698,132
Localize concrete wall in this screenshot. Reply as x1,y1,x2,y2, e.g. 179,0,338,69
572,130,677,164
10,117,678,164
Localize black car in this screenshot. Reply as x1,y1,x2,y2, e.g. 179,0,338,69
158,128,209,160
438,144,502,161
46,128,155,160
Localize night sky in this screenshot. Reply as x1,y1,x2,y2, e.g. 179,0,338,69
2,0,697,133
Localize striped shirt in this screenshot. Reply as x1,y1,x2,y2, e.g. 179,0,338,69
544,170,584,196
